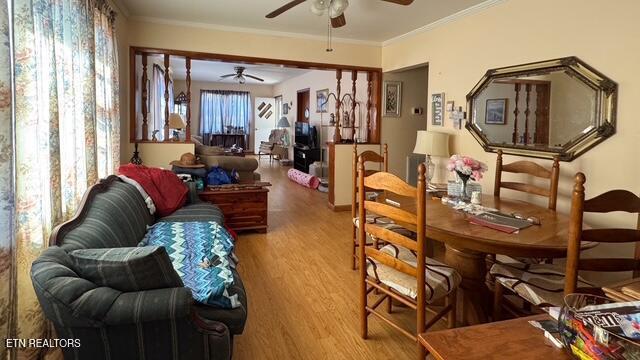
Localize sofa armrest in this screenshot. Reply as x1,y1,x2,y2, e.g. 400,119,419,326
104,287,194,325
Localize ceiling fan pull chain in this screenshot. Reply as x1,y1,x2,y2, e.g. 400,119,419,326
326,11,333,52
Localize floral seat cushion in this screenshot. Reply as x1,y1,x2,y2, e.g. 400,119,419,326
490,262,595,307
366,245,461,303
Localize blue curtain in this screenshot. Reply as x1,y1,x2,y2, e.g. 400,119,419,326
200,90,251,136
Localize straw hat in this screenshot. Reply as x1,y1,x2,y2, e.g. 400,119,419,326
170,153,205,168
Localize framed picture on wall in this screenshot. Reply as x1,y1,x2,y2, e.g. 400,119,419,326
485,98,508,124
431,93,444,126
283,103,289,115
383,81,402,117
316,89,329,113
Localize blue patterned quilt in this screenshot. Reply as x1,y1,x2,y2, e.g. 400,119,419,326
140,221,240,309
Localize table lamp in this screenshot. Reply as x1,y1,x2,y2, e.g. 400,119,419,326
277,116,290,129
169,113,186,141
413,130,450,182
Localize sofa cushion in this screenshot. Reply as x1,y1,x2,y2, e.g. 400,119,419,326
158,202,224,224
59,180,153,251
194,269,247,335
70,246,183,292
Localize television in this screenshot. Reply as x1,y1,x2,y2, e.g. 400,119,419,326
295,122,316,148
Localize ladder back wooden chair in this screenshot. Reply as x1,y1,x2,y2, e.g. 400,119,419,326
491,149,561,267
492,172,640,320
351,144,391,269
358,161,461,359
494,149,560,210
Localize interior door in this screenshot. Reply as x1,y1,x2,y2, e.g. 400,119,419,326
254,97,276,153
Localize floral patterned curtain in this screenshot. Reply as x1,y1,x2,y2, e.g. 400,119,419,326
2,0,120,358
0,0,15,358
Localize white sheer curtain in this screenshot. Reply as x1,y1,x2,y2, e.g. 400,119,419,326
149,64,174,141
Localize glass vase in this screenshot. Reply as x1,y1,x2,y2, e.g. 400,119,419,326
456,171,471,202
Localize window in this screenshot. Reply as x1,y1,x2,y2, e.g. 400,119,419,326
199,90,251,136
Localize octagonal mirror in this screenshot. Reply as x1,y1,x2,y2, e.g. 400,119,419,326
466,57,617,161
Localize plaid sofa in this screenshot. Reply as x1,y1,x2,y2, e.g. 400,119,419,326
30,176,247,360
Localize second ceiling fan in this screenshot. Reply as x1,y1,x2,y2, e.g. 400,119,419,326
266,0,415,28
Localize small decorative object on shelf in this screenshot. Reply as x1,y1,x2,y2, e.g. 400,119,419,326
151,130,160,142
130,143,142,165
447,155,487,201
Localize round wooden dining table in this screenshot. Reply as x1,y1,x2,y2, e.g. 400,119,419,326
381,193,595,325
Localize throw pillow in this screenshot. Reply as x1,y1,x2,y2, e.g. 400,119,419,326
70,246,184,292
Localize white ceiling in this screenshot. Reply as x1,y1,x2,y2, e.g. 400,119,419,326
168,57,311,85
119,0,488,43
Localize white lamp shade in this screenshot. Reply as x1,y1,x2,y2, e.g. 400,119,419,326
168,113,186,129
413,130,450,157
310,0,329,15
330,0,349,16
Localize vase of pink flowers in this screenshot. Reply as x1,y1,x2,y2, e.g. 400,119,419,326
447,155,488,201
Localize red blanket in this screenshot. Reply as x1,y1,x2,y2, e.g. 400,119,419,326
118,164,188,217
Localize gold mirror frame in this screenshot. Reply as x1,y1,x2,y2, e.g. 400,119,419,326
465,57,617,161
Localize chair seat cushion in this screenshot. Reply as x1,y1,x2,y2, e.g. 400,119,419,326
352,215,415,240
490,262,595,307
366,245,461,303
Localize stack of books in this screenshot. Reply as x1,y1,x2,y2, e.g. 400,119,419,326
427,183,447,192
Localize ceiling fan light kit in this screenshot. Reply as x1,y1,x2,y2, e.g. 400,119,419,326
266,0,414,51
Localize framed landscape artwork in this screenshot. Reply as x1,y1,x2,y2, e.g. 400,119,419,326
316,89,329,113
485,98,508,125
383,81,402,117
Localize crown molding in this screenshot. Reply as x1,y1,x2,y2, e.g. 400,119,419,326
382,0,507,47
129,16,382,47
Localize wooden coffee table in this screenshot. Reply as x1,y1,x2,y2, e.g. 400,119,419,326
199,183,270,233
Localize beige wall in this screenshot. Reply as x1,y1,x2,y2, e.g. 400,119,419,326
173,80,274,152
382,0,640,273
118,18,382,168
381,66,429,178
332,143,382,208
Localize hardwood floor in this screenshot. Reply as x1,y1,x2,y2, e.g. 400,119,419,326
233,160,447,360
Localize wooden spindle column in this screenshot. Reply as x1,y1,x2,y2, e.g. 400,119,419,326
351,70,357,142
163,54,170,141
366,72,372,143
512,83,521,145
185,57,192,141
524,84,531,145
141,54,149,140
334,69,342,143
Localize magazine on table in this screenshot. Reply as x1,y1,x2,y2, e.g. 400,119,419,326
468,211,532,233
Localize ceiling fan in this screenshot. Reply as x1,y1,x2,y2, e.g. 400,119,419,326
220,66,265,84
266,0,415,29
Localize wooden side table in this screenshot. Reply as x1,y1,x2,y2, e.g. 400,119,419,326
199,186,269,233
419,314,570,360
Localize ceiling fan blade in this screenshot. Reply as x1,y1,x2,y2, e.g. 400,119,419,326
381,0,414,5
266,0,307,18
331,13,346,28
220,74,236,78
245,74,265,82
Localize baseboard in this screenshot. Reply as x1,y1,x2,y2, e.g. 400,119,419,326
327,202,351,212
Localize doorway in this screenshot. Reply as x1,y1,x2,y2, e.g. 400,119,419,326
254,97,276,153
296,88,310,123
